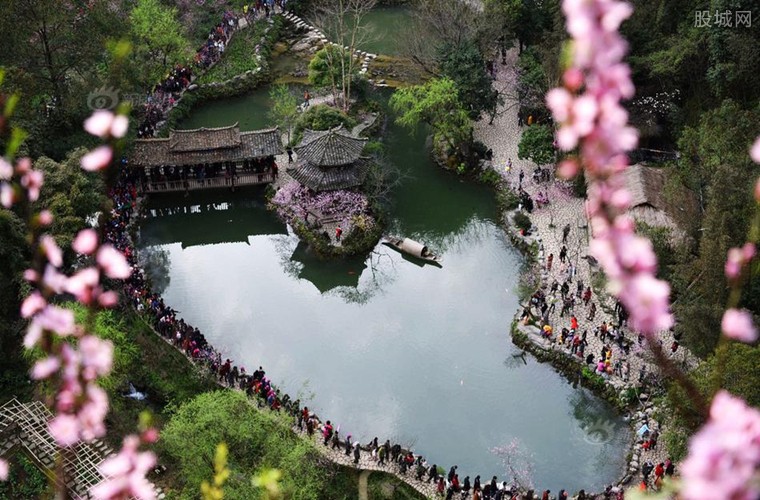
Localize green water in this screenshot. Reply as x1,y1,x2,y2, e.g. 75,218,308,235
139,86,630,492
355,6,417,56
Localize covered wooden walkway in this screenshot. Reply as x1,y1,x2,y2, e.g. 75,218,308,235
129,124,282,194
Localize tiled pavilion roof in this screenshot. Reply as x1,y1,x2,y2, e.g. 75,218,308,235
130,124,282,168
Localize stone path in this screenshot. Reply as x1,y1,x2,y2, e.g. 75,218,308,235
473,48,696,489
359,469,371,500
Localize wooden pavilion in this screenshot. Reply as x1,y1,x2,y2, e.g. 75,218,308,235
129,124,283,193
287,126,370,192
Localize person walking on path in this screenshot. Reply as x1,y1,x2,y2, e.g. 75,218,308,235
562,223,571,244
304,89,310,108
322,420,333,446
587,302,596,321
286,146,293,163
353,442,361,464
547,253,554,271
345,435,352,456
335,226,342,241
559,245,568,263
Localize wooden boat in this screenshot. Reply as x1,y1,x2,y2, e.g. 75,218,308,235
383,236,443,266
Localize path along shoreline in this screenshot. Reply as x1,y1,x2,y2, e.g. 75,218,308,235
472,48,697,494
119,7,691,498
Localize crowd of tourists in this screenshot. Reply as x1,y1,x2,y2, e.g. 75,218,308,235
136,11,240,138
103,170,654,500
101,5,668,499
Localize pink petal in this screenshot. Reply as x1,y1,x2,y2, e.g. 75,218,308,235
0,158,11,180
0,182,14,208
0,459,7,481
98,291,119,308
38,210,54,225
31,356,61,380
21,292,47,318
81,146,113,172
751,137,760,164
97,245,131,279
84,110,115,138
110,115,129,139
721,308,758,343
40,235,63,267
73,229,99,255
49,414,81,447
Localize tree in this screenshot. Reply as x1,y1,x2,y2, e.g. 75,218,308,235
437,41,501,121
0,0,117,108
129,0,191,86
268,85,299,145
390,78,475,166
517,124,554,165
307,45,354,106
311,0,376,112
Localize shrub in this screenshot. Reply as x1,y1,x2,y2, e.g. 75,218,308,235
513,211,532,232
292,105,356,144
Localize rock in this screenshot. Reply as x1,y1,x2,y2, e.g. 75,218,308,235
291,40,313,52
378,79,386,84
187,84,198,91
238,18,249,29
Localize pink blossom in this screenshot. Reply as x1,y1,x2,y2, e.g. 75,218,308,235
547,0,674,335
31,356,61,380
681,391,760,500
84,111,130,139
755,178,760,203
0,182,14,208
78,385,109,441
84,110,116,138
73,228,99,255
0,459,7,481
79,336,113,380
0,158,11,180
21,292,47,318
81,146,113,172
726,243,756,280
91,436,157,500
98,291,119,308
721,309,758,343
65,267,100,303
38,210,54,226
97,245,132,279
40,235,63,267
111,116,129,139
49,414,81,447
751,137,760,164
20,169,43,202
42,264,69,294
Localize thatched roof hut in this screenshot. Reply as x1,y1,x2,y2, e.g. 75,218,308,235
130,124,282,168
623,164,698,240
287,126,370,192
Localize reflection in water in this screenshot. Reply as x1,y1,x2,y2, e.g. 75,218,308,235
137,246,171,295
138,84,630,492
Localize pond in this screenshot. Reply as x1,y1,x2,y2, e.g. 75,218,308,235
139,86,630,493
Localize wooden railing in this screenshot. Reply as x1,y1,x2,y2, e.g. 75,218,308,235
140,171,275,194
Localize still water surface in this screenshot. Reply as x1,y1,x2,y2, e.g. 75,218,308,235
139,87,630,492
